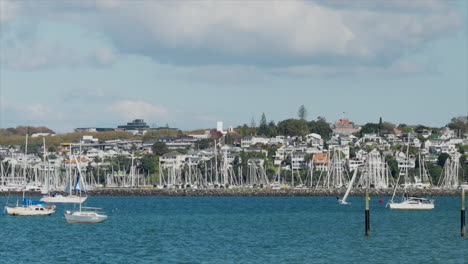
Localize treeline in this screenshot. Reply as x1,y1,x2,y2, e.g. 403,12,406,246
235,106,333,140
0,126,55,136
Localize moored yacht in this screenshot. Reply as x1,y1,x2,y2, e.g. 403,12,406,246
64,207,107,223
5,200,56,216
387,197,434,210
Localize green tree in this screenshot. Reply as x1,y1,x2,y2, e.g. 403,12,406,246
426,162,443,185
240,124,249,137
308,119,332,140
151,142,169,156
437,153,450,167
447,116,468,135
197,139,212,150
140,154,158,174
358,123,381,136
267,121,278,137
277,119,309,137
250,118,257,129
298,105,308,120
258,113,269,136
385,155,399,178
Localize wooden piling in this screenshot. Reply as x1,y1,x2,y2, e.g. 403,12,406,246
365,190,370,236
462,189,465,237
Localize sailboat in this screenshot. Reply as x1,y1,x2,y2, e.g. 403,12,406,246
386,144,434,210
64,204,107,223
41,151,88,203
338,169,358,205
4,133,56,216
5,198,56,216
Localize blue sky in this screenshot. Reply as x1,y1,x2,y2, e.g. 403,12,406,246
0,0,466,133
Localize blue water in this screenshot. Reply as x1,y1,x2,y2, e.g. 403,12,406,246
0,196,467,264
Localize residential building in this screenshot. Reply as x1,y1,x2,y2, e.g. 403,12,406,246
331,119,360,136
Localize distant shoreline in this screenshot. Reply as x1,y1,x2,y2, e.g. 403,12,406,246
0,188,463,197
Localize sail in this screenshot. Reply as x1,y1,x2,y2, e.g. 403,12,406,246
73,172,86,193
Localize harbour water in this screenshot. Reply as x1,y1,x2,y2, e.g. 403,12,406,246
0,196,467,263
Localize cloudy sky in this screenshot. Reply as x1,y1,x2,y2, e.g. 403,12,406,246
0,0,466,132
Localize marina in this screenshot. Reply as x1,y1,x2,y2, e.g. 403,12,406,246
1,0,467,262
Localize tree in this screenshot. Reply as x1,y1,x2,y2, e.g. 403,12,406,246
447,116,468,135
277,119,309,137
308,119,332,140
240,124,249,137
250,117,257,129
151,142,169,156
267,121,278,137
437,153,450,167
359,123,381,135
298,105,307,120
140,154,158,174
258,113,269,136
385,155,399,178
381,122,396,134
197,139,212,150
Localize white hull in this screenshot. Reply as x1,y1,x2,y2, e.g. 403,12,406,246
5,205,55,216
388,197,434,210
64,210,107,223
388,203,434,210
40,195,87,204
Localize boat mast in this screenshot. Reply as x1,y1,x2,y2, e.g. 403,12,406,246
23,132,28,186
69,144,73,196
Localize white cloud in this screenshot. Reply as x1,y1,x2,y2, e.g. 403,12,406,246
84,0,460,66
106,100,168,121
1,0,463,69
0,38,119,70
0,98,61,121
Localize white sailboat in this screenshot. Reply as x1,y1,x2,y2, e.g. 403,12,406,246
4,133,56,216
338,169,358,205
64,205,107,223
5,198,56,216
64,184,107,223
386,146,434,210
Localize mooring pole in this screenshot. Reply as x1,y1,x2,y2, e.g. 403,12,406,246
365,190,370,236
462,189,465,237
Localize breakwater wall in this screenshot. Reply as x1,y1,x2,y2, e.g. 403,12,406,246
1,188,460,197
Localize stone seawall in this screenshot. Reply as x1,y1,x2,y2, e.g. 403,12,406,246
1,188,460,197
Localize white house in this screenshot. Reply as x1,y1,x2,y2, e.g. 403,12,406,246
241,136,269,148
160,152,187,169
305,133,324,148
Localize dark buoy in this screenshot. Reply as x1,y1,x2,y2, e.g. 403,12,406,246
365,190,370,236
462,189,465,237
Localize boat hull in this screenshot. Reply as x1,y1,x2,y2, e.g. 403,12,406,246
388,202,434,210
64,211,107,223
40,195,87,204
5,205,55,216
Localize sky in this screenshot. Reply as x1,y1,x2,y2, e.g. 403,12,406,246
0,0,467,133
